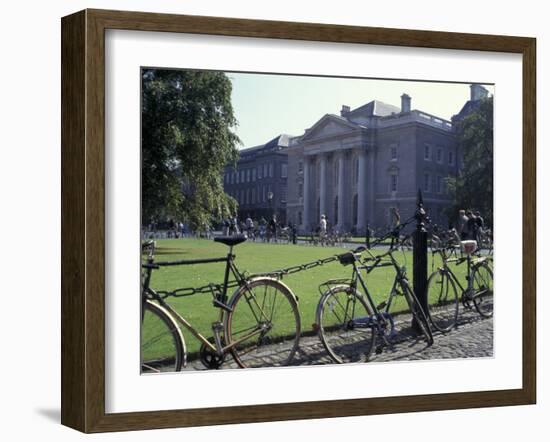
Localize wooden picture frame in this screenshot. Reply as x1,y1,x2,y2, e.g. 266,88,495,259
61,8,536,433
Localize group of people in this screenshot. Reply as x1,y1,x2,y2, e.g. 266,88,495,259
222,214,298,244
455,209,486,243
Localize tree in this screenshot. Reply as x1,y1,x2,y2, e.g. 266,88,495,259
446,97,493,227
141,69,240,230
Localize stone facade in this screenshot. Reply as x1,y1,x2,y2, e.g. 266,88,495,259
286,94,462,234
223,135,290,224
224,85,489,233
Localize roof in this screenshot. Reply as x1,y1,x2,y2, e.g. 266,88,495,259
238,134,293,157
348,100,401,117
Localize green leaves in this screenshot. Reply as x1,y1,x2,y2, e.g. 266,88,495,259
446,97,493,225
141,69,240,230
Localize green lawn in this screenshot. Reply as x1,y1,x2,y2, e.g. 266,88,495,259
142,238,467,357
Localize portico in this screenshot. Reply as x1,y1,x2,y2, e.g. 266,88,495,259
285,94,459,233
300,146,369,233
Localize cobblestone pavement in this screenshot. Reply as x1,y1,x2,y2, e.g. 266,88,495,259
183,307,493,370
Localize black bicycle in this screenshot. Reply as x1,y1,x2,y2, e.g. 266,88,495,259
141,235,301,372
315,223,434,364
425,241,493,333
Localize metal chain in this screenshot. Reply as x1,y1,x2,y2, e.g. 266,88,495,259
155,254,340,299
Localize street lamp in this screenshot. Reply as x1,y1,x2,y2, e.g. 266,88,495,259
267,191,275,242
267,191,274,218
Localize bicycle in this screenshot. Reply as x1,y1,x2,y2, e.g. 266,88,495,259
425,240,493,333
140,235,301,372
315,222,434,364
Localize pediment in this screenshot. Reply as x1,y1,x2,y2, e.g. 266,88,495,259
301,115,359,141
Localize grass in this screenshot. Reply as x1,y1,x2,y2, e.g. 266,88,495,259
142,238,469,358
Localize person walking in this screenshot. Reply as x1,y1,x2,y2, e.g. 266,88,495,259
465,210,478,242
474,210,485,245
319,214,327,243
268,215,277,242
229,215,239,235
390,207,401,230
456,209,468,240
245,214,254,239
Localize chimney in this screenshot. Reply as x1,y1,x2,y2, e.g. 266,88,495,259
470,84,489,101
401,93,411,113
340,105,351,117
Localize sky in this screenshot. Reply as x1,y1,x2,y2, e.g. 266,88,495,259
228,72,494,148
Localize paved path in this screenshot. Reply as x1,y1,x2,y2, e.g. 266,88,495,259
183,307,493,370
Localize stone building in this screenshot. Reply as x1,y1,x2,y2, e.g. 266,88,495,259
223,134,291,224
285,92,471,234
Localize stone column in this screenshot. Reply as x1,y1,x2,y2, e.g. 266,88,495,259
319,155,327,220
337,153,345,230
357,150,368,231
302,157,310,231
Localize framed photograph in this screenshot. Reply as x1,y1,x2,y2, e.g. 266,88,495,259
61,9,536,433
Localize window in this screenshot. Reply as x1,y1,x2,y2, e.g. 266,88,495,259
252,168,256,181
251,188,255,204
280,186,287,203
436,176,443,193
262,186,266,202
258,165,262,179
298,182,303,198
390,144,398,161
298,161,303,173
235,171,239,184
390,174,398,192
436,147,443,163
240,170,245,183
263,164,268,178
424,173,430,192
281,163,288,178
424,144,431,161
269,163,273,178
246,169,250,183
448,151,454,165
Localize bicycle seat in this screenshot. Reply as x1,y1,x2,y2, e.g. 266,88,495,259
338,251,358,266
214,234,247,247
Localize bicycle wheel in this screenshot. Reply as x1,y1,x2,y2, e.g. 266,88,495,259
225,278,301,368
426,269,459,332
402,283,434,345
472,261,494,318
316,285,376,364
141,300,185,373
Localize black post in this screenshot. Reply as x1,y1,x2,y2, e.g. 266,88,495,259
365,222,371,249
412,189,429,331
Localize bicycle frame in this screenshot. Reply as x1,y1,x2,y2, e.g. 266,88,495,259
141,246,268,356
433,248,482,296
336,249,408,335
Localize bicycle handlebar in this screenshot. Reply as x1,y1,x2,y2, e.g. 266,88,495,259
368,216,416,249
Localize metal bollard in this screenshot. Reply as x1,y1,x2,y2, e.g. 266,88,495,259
412,189,429,331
